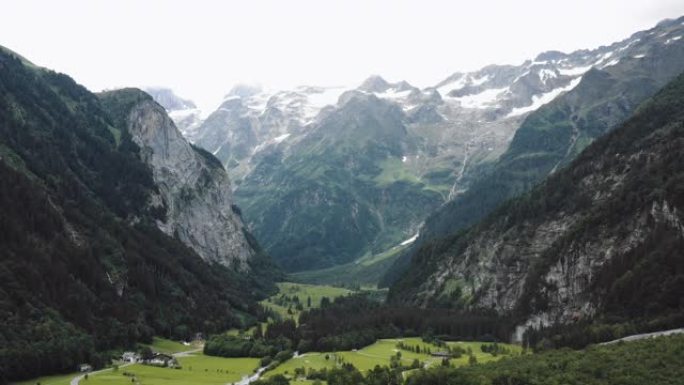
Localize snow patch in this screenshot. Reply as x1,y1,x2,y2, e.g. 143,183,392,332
665,35,682,44
539,69,557,82
601,58,621,68
375,88,412,100
617,39,639,51
597,51,614,63
453,87,508,109
222,95,241,103
633,54,646,59
251,132,292,155
400,233,419,246
512,70,530,84
470,74,490,86
273,133,291,143
558,65,592,76
402,156,407,163
437,75,467,97
506,77,582,118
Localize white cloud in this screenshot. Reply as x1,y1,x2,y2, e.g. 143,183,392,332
2,0,683,112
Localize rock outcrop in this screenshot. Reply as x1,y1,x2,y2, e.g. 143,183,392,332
125,95,254,270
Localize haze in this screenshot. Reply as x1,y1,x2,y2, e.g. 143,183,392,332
3,0,684,112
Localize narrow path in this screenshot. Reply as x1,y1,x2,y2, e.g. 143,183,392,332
70,347,203,385
70,363,134,385
600,328,684,345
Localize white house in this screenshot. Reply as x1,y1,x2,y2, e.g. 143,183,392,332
121,351,139,363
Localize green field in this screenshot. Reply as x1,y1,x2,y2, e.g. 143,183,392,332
14,338,520,385
290,244,408,287
264,338,522,381
11,337,194,385
260,282,353,320
86,353,259,385
144,337,199,354
12,372,77,385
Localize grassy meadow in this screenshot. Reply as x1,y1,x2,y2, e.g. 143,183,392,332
143,337,199,354
264,338,522,381
260,282,353,320
84,353,259,385
289,245,409,288
14,285,522,385
13,372,77,385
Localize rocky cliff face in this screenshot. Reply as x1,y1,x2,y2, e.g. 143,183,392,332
123,93,255,270
389,73,684,339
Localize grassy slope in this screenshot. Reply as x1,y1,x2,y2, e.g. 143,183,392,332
12,373,76,385
143,337,199,354
265,338,521,379
289,244,410,287
260,283,353,320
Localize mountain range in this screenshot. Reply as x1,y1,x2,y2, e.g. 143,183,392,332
161,16,684,276
2,12,684,384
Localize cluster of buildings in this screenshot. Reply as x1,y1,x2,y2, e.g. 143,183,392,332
79,351,179,373
120,351,180,368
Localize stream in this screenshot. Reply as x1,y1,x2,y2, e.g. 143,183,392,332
234,351,299,385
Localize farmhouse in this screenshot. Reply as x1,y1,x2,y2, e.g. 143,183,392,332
121,351,140,363
430,351,451,358
145,353,179,368
78,364,92,372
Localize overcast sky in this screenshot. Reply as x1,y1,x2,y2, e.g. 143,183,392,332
3,0,684,111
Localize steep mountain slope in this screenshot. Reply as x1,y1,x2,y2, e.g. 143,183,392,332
193,84,346,182
0,48,274,381
99,89,259,270
190,17,684,277
382,16,684,286
234,92,441,271
388,72,684,340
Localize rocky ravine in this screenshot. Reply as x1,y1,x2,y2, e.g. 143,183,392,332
125,94,254,270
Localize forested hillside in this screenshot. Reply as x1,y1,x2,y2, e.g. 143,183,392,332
0,48,272,382
389,71,684,346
